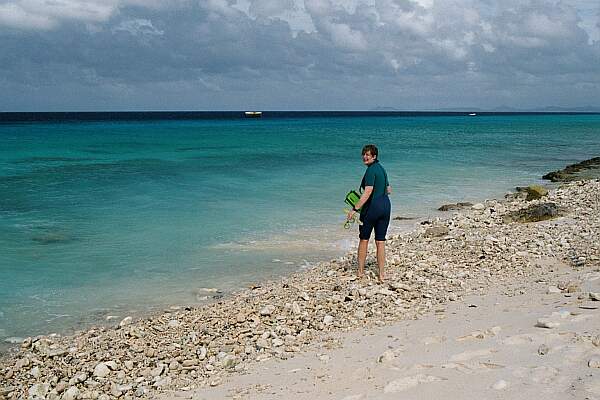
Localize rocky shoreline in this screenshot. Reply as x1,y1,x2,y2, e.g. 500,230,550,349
2,175,600,400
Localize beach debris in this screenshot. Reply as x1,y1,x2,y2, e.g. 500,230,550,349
589,292,600,301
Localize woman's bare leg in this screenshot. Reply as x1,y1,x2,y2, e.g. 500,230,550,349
358,239,369,278
375,240,385,282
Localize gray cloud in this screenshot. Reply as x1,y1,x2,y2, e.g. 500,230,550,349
0,0,599,110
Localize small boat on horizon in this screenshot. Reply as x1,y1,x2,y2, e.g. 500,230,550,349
468,113,477,116
244,111,262,118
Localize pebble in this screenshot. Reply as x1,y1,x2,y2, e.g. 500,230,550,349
538,344,550,355
119,317,133,327
590,292,600,301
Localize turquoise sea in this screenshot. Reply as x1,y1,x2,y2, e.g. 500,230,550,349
1,112,599,345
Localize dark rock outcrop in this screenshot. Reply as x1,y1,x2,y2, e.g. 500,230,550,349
543,157,600,182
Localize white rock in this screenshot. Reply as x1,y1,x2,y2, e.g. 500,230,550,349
260,305,276,316
197,346,207,360
590,292,600,301
62,387,80,400
535,319,560,329
30,366,41,378
492,380,509,390
167,320,180,328
93,363,111,378
28,383,50,399
119,317,132,327
472,203,485,210
323,315,334,325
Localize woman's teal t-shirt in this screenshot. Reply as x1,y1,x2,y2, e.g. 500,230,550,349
361,160,389,199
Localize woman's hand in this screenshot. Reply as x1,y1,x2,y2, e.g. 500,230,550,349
346,209,356,221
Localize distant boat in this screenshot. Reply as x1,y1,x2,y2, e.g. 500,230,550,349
468,113,477,116
244,111,262,118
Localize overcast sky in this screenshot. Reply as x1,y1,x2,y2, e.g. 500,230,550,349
1,0,599,111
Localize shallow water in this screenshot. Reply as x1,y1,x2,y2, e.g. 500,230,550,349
1,113,599,343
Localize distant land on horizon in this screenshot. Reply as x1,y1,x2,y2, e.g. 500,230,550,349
371,105,600,112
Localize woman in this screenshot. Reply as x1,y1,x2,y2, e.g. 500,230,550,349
346,144,392,282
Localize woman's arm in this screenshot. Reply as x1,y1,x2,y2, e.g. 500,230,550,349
354,186,373,210
387,185,392,194
347,186,373,220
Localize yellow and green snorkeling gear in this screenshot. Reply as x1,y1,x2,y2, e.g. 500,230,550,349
343,189,363,229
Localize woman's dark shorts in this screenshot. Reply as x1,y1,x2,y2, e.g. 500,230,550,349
359,194,391,241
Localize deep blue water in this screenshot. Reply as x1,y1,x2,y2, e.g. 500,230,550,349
1,112,599,343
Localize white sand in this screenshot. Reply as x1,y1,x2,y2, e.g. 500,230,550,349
162,259,600,400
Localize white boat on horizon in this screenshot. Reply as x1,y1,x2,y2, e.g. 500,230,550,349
244,111,262,118
468,113,477,116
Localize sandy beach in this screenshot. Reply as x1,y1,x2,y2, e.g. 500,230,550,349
1,175,599,400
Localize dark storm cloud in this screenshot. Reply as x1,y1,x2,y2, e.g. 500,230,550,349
0,0,599,110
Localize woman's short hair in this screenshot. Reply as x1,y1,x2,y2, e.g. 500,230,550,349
362,144,378,158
